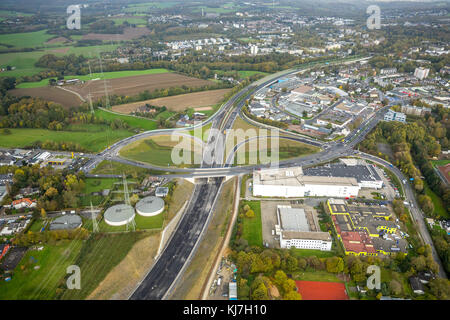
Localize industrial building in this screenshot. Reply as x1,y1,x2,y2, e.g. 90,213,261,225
49,214,82,231
136,196,165,217
104,204,135,226
276,205,332,251
253,159,384,199
302,159,384,189
327,199,408,256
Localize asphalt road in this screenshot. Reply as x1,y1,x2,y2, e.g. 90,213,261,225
130,178,223,300
123,56,444,299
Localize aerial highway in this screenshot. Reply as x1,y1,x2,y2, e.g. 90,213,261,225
107,56,445,300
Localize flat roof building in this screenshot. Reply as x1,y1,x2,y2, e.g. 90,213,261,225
276,206,332,251
303,159,383,189
49,214,82,231
327,199,408,256
253,167,360,198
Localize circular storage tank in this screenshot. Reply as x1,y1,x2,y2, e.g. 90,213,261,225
136,196,165,217
104,204,135,226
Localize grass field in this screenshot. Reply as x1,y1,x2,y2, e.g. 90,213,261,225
0,240,83,299
240,200,263,247
292,270,343,283
16,68,171,88
98,213,164,232
94,109,158,131
431,159,450,167
90,160,157,176
213,70,268,79
0,126,133,152
0,30,52,48
0,44,118,78
59,232,147,299
231,137,320,166
119,135,202,168
79,178,118,207
124,1,179,12
423,182,449,219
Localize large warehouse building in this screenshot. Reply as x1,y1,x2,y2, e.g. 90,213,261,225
253,167,360,198
276,205,332,251
303,158,383,189
253,159,383,198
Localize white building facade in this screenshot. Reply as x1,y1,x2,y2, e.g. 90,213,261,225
253,167,360,198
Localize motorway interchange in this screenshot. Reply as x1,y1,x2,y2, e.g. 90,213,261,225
78,57,446,299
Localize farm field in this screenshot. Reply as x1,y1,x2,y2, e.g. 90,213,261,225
119,135,203,168
0,127,132,153
109,17,148,26
81,27,151,41
0,30,52,48
124,1,179,12
16,68,171,89
9,86,83,108
0,44,118,78
111,88,231,114
65,73,214,101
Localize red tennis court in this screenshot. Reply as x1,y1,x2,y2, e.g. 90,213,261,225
295,281,349,300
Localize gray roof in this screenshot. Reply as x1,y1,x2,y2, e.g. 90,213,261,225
278,207,310,232
136,196,164,214
49,214,82,230
104,204,135,223
303,163,381,183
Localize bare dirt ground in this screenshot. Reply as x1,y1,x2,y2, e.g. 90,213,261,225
46,37,71,44
9,87,83,109
66,73,214,101
82,27,151,41
49,48,70,54
112,89,231,114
